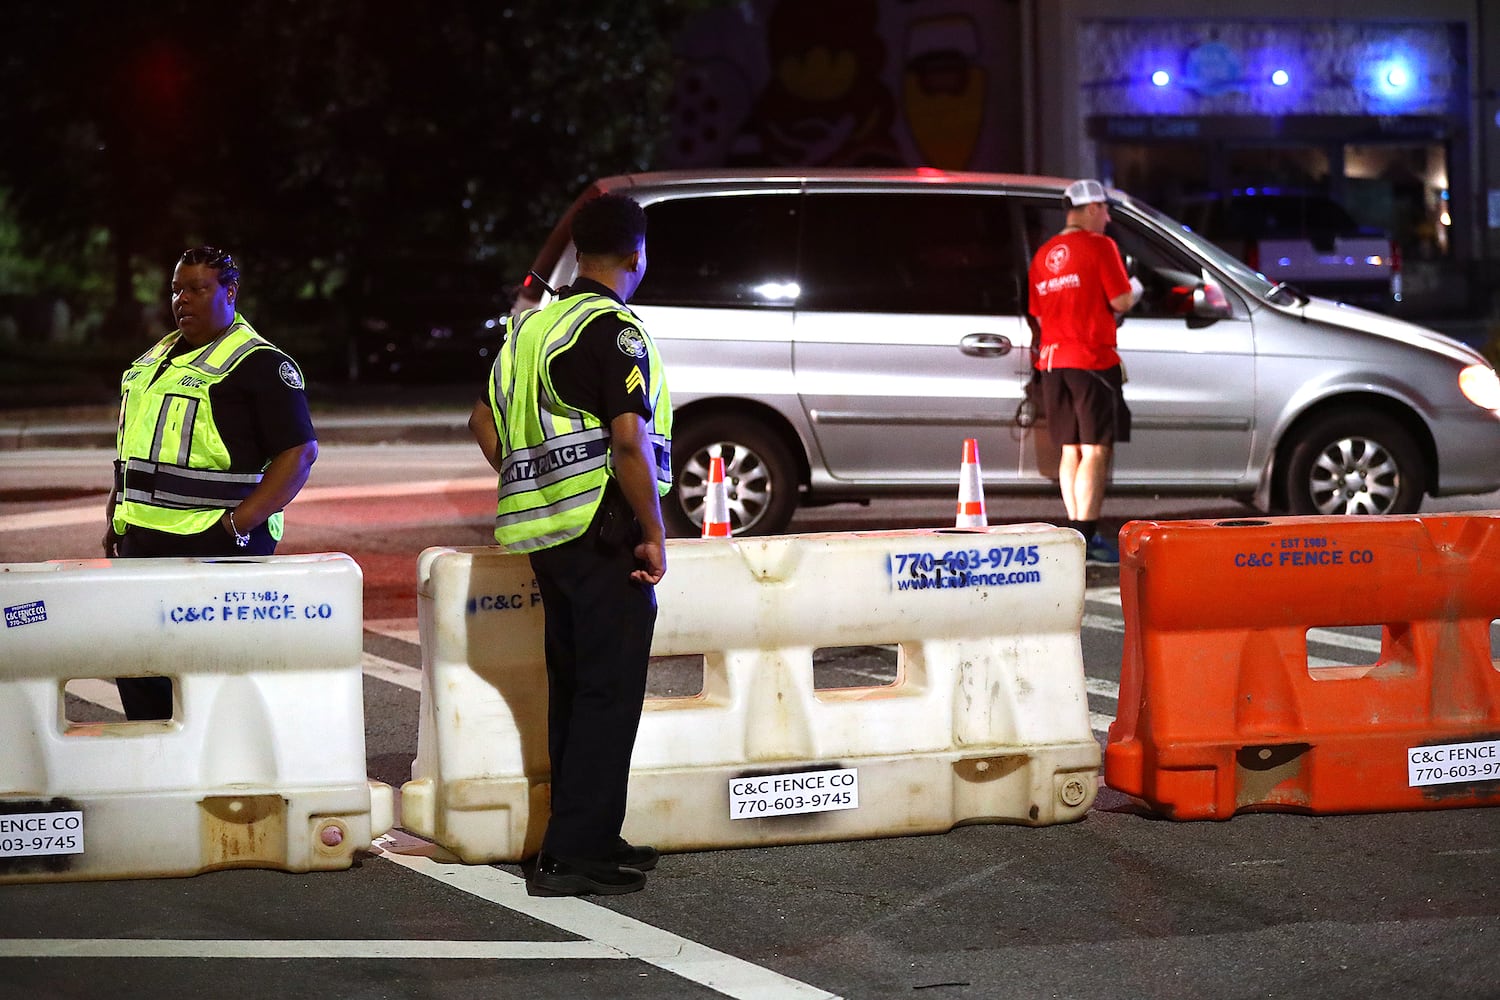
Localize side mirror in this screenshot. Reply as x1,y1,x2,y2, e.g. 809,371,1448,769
1187,280,1234,327
1123,253,1140,279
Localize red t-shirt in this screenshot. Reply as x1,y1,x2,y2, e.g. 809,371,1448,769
1027,228,1131,371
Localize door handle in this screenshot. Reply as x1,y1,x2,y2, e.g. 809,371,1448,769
959,333,1013,358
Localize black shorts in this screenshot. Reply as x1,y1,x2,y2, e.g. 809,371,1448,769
1040,366,1129,445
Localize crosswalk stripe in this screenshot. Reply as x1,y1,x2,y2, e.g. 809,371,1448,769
375,831,841,999
1085,677,1120,699
64,678,124,714
362,652,423,691
0,939,624,960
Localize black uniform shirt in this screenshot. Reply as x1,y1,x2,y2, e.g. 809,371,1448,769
481,279,654,425
547,279,654,425
160,336,317,472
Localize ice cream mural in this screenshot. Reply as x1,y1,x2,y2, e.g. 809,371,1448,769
666,0,1015,171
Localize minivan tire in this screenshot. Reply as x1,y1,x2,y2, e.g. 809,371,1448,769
1281,410,1425,516
666,418,799,537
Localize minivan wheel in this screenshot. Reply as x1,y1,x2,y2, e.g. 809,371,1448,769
666,419,799,537
1281,411,1425,516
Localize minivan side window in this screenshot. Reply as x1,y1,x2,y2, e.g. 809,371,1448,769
632,194,800,309
1106,215,1237,320
798,193,1024,315
1019,198,1220,321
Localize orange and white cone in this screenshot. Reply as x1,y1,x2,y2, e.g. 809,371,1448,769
955,438,987,528
701,455,732,538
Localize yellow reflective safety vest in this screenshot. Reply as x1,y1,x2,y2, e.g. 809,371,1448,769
487,292,672,552
112,317,286,539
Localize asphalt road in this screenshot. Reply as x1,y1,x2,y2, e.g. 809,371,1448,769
2,443,1499,999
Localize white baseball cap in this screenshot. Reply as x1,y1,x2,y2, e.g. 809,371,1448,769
1064,179,1109,207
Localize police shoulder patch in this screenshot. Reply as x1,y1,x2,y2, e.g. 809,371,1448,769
616,327,648,359
279,360,305,389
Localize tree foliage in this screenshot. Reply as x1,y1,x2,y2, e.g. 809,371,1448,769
0,0,719,356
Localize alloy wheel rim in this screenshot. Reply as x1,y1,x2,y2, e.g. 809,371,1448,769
1307,436,1401,515
677,442,774,533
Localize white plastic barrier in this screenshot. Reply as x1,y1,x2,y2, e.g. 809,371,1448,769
402,526,1098,863
0,554,393,883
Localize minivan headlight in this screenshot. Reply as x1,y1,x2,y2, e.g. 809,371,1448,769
1459,364,1500,410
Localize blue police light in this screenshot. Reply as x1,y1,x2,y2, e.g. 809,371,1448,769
1385,64,1409,89
1151,70,1171,87
1270,69,1290,87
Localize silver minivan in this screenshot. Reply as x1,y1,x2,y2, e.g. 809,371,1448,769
519,169,1500,536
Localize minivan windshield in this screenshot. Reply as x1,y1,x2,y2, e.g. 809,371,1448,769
1118,193,1295,306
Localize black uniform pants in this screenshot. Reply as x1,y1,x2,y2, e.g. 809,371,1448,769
527,501,657,860
114,520,277,720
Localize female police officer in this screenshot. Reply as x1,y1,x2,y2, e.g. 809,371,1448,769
104,246,318,720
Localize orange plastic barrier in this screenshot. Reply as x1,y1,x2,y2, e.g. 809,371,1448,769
1105,513,1500,820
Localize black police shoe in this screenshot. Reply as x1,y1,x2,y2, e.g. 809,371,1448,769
607,838,659,872
526,853,646,897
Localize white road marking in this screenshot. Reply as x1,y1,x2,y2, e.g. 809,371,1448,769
0,504,105,531
374,830,841,1000
64,678,124,714
1307,627,1382,654
1085,585,1121,604
367,617,421,645
0,478,495,533
362,652,423,691
1085,677,1120,699
0,832,842,997
295,477,494,502
0,939,622,960
1083,612,1124,633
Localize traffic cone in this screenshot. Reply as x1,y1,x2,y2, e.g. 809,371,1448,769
701,454,732,538
955,438,987,528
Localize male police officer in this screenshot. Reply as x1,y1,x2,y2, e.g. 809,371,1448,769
468,194,672,897
105,246,318,720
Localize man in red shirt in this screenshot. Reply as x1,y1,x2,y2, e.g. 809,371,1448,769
1028,179,1142,563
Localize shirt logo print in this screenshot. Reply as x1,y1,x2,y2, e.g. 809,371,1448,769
1045,245,1070,274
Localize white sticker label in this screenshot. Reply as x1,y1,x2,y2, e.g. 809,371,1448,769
0,810,85,858
1407,739,1500,787
729,767,858,819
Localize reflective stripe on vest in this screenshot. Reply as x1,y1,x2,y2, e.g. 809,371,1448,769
114,458,264,509
113,318,275,536
487,293,672,552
